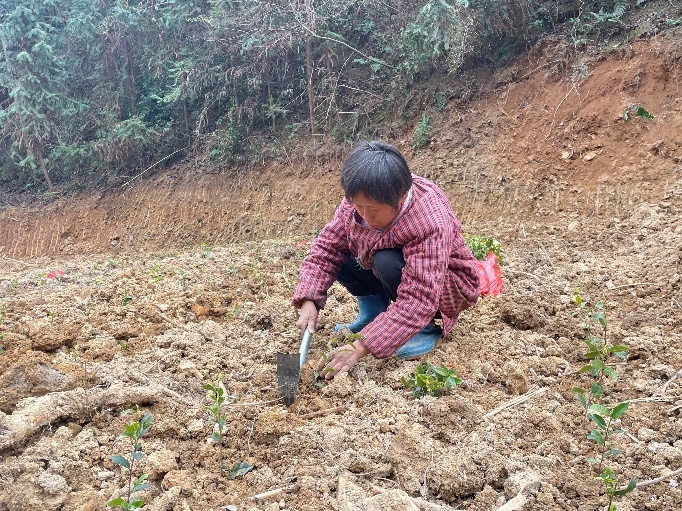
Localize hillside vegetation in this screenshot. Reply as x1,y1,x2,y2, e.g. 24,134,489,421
1,0,678,196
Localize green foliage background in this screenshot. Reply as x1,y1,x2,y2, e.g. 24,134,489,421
0,0,657,193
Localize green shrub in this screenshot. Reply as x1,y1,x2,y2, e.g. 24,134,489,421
413,113,431,149
464,233,504,263
402,359,461,398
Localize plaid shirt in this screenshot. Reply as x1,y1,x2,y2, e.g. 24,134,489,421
293,176,480,358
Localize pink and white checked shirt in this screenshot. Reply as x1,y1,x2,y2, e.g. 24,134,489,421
293,176,480,358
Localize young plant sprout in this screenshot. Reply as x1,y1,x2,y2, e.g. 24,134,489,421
107,408,154,510
570,290,636,511
204,373,236,444
402,359,461,398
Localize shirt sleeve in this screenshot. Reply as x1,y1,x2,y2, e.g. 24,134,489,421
292,202,353,310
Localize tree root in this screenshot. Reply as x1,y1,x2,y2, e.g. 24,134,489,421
0,383,164,451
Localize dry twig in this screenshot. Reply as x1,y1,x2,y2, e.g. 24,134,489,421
504,268,543,282
251,485,299,500
660,368,682,394
621,466,682,491
483,386,549,420
298,404,349,419
604,282,657,292
154,306,189,331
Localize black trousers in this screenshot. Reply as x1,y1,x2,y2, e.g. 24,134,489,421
336,249,405,301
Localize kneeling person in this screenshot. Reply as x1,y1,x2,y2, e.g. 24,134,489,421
293,140,480,378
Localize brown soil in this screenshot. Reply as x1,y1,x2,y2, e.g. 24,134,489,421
1,33,682,511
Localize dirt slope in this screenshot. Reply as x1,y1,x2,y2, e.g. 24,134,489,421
1,30,682,511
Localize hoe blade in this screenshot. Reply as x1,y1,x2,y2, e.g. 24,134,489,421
277,329,312,406
277,352,301,406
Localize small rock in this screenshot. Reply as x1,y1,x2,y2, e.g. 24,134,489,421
187,419,205,433
38,471,71,495
145,449,179,481
502,361,530,395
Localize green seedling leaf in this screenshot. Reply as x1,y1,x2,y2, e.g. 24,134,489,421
587,412,608,430
611,402,629,419
586,457,600,465
607,345,628,354
129,497,144,508
445,375,462,387
603,366,618,381
433,364,450,377
111,455,130,469
614,477,637,496
635,106,654,119
591,382,604,401
131,482,150,493
576,393,587,409
591,359,606,371
227,461,254,479
604,448,622,458
587,429,605,445
592,310,606,326
588,403,610,416
107,498,127,507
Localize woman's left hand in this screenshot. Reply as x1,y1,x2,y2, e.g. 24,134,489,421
317,339,370,379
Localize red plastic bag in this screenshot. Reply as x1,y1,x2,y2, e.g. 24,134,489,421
475,251,503,297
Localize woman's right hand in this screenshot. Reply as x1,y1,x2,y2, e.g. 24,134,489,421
297,300,319,333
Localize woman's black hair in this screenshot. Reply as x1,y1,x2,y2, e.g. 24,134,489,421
340,140,412,208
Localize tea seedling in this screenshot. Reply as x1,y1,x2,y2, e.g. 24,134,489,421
225,304,243,320
200,243,213,259
623,105,653,121
571,290,636,511
70,343,88,380
413,113,431,149
572,291,628,408
402,359,462,398
176,269,188,289
121,293,133,306
584,401,637,510
150,264,164,283
464,233,504,263
204,374,236,444
222,461,254,479
597,467,637,511
107,408,154,510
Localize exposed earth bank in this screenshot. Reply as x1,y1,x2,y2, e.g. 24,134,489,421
1,31,682,511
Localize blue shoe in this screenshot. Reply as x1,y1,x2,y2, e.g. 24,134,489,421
396,321,443,359
335,293,390,333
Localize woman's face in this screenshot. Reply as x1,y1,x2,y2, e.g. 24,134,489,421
350,191,403,230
